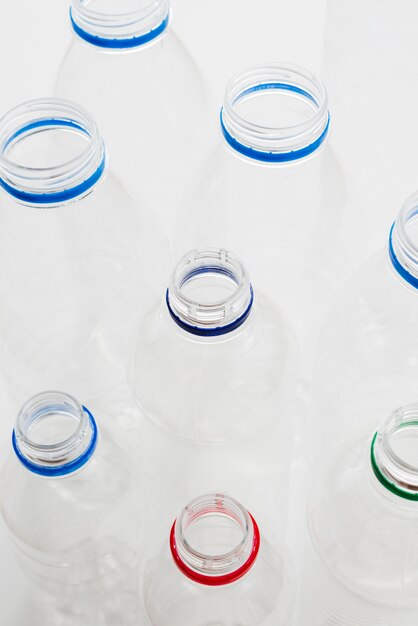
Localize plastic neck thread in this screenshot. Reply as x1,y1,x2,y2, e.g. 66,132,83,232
166,249,254,337
13,391,98,477
0,99,106,207
70,0,170,49
220,63,330,163
389,192,418,290
371,404,418,501
170,494,260,586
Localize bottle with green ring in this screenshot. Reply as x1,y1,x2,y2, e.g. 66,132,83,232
298,402,418,625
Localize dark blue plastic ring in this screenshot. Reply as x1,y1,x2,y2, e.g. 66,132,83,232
220,82,330,163
70,9,169,49
0,118,106,205
166,284,254,337
12,406,98,477
388,222,418,290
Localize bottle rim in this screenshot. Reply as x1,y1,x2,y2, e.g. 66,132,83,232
388,191,418,290
166,248,254,337
220,62,330,163
0,98,106,207
170,494,260,586
12,391,98,477
371,404,418,501
70,0,170,49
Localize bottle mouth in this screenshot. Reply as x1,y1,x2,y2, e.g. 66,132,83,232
0,98,106,207
220,62,330,163
389,191,418,290
170,494,260,586
166,249,254,337
12,391,98,477
371,403,418,500
70,0,170,49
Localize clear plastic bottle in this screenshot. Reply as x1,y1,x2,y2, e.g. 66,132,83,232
322,0,418,261
176,62,351,370
299,403,418,625
0,98,166,415
313,191,418,454
56,0,211,241
143,493,295,626
130,248,299,528
0,391,142,597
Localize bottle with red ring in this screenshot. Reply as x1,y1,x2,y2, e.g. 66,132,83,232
142,493,295,626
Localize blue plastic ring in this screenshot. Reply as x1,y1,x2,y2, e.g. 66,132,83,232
220,82,330,163
388,222,418,290
70,9,169,49
0,118,106,205
166,284,254,337
12,406,98,477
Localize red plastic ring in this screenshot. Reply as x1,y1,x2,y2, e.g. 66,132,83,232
169,513,260,586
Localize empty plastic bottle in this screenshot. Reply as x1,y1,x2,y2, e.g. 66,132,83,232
0,98,166,414
299,403,418,625
143,493,294,626
130,248,299,527
176,62,351,370
56,0,211,240
322,0,418,260
0,391,143,597
313,191,418,454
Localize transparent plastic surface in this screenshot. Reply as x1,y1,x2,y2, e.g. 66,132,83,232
56,0,211,241
130,249,299,525
176,63,352,371
143,494,295,626
313,192,418,454
0,391,143,599
0,99,167,417
322,0,418,261
299,404,418,624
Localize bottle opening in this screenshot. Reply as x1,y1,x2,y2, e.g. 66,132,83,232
13,391,98,477
220,63,330,163
0,99,106,207
70,0,170,49
389,192,418,290
170,494,260,586
166,249,253,337
371,404,418,500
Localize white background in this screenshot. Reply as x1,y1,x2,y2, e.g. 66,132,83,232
0,1,326,622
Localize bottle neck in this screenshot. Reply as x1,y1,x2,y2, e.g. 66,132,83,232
371,404,418,501
0,98,106,208
170,494,260,586
220,63,330,164
12,391,98,477
389,192,418,290
166,249,254,337
70,0,170,50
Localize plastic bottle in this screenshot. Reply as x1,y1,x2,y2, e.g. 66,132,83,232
56,0,211,241
313,191,418,454
322,0,418,261
0,98,166,416
299,403,418,625
143,493,295,626
0,391,143,598
176,62,351,371
130,248,299,529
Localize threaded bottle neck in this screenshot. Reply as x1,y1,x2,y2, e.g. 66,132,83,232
371,403,418,501
220,63,330,164
0,98,106,208
166,249,254,337
70,0,170,49
170,494,260,586
13,391,97,477
389,192,418,290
